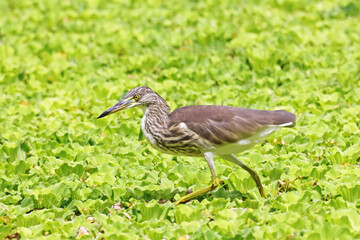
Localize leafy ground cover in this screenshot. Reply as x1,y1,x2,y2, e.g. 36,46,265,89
1,0,360,239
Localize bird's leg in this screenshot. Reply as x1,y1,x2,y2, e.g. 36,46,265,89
175,152,221,205
221,154,267,199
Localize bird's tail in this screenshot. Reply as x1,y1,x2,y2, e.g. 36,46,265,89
271,110,297,127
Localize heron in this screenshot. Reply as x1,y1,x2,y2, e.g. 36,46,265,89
98,86,296,205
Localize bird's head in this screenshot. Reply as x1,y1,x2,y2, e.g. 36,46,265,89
97,86,162,119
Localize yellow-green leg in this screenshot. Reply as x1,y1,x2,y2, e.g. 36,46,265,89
221,154,267,199
175,152,220,205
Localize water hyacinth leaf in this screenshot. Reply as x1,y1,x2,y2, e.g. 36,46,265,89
174,205,205,224
269,168,285,181
340,185,360,203
137,201,172,221
20,197,34,209
343,123,359,134
86,171,116,186
55,163,85,178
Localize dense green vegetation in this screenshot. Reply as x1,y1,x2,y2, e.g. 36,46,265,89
1,0,360,239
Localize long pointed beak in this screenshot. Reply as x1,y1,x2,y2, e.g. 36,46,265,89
97,99,134,119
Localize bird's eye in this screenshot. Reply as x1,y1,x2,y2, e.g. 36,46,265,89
133,95,140,101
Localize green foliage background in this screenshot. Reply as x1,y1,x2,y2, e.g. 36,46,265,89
1,0,360,239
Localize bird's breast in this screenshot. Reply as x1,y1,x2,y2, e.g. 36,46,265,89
141,113,157,146
140,115,204,156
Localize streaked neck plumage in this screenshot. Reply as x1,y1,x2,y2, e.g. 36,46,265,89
143,94,170,123
141,95,171,145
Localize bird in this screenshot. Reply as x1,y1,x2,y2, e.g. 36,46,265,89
97,86,296,205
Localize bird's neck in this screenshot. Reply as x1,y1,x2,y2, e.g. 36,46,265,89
142,98,170,128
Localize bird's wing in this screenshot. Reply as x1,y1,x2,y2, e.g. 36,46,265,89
168,105,296,145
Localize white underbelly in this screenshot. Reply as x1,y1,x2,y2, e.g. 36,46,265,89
210,124,288,155
211,140,257,155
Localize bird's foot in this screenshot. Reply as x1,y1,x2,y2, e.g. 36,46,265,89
211,179,224,189
258,186,267,199
175,179,222,206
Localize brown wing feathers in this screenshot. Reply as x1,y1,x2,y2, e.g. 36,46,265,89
168,105,296,145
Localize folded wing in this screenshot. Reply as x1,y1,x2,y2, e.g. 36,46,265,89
168,105,296,146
